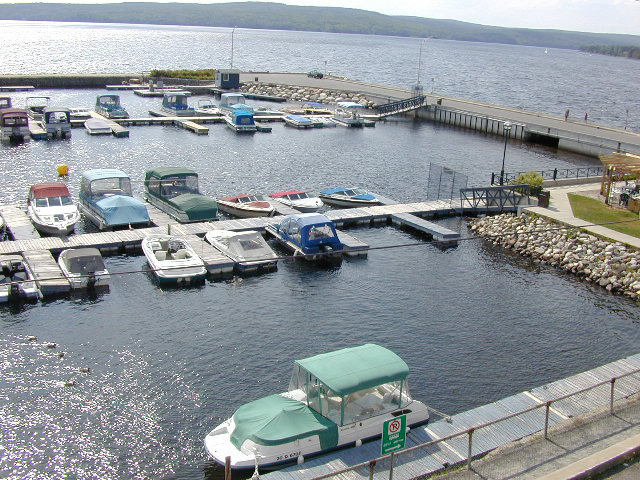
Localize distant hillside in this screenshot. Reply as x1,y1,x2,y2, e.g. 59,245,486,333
580,45,640,59
1,2,639,50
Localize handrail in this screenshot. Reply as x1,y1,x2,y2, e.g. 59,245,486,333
307,366,640,480
375,96,425,115
492,166,605,185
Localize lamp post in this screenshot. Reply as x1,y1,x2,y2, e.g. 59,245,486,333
499,122,512,185
230,26,237,69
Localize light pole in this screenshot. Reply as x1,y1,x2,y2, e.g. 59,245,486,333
625,108,629,131
230,26,237,69
499,122,512,185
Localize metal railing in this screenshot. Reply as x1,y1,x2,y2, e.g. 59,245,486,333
492,166,604,185
307,366,640,480
460,184,531,212
375,95,426,116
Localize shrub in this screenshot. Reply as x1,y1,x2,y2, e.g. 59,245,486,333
150,69,217,79
513,171,544,196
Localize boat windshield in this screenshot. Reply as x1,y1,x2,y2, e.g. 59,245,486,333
237,196,258,203
288,365,412,425
155,175,199,198
2,116,28,127
35,196,73,207
307,224,335,241
237,237,264,251
67,255,106,274
89,177,133,199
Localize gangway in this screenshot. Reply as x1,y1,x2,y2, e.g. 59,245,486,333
374,95,426,118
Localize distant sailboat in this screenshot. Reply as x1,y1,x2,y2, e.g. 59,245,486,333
544,48,548,54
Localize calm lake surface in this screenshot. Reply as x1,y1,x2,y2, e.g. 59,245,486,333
0,21,638,480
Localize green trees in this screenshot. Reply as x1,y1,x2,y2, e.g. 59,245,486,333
580,45,640,59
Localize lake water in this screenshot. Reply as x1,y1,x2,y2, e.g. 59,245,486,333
0,21,638,480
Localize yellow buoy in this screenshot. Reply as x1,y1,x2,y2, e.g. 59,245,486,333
57,164,69,176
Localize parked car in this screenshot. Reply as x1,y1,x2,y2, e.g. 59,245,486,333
307,70,324,79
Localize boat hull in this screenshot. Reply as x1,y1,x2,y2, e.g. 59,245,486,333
217,202,274,219
204,399,429,470
265,224,342,262
0,255,41,302
318,196,380,208
142,235,207,284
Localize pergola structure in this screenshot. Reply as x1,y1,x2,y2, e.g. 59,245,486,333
599,152,640,205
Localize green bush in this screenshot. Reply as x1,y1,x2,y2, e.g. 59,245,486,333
512,171,544,196
150,69,217,79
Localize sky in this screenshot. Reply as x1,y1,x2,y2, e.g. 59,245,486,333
0,0,639,35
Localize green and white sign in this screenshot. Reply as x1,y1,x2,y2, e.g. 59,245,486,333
381,415,407,455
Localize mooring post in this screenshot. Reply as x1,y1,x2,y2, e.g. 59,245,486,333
225,456,231,480
544,402,551,439
369,459,376,480
467,428,474,468
610,378,616,414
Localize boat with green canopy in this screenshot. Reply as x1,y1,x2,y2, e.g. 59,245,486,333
204,344,429,470
144,167,218,223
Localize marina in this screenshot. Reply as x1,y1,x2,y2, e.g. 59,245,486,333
0,22,638,480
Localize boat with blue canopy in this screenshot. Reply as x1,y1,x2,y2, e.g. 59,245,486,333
144,167,218,223
318,187,381,207
161,92,195,116
265,212,343,262
78,169,150,230
224,110,257,133
95,94,129,119
42,107,71,139
332,101,365,127
204,343,429,470
282,114,315,129
219,93,254,114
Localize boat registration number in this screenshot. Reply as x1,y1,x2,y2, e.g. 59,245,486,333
276,451,300,461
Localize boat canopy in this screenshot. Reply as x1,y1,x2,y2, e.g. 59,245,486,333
162,93,190,110
95,195,149,226
212,230,272,258
230,394,338,450
336,101,363,109
30,183,71,199
43,107,70,124
295,344,409,397
167,194,217,220
304,102,326,107
82,169,131,183
145,167,198,181
0,96,11,109
220,93,246,105
63,248,106,274
269,190,309,198
0,108,29,126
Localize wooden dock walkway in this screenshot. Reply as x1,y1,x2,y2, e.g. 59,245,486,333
22,249,70,295
391,212,460,243
0,205,40,240
181,234,235,274
27,118,47,140
0,200,463,258
264,352,640,480
177,120,209,135
89,112,129,138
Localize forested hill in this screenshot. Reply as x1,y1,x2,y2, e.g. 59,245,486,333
1,2,639,50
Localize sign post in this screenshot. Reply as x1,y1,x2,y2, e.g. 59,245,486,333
381,415,407,480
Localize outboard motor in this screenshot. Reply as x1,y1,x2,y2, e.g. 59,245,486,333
87,272,97,290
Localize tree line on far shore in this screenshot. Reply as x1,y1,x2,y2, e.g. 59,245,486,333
580,45,640,59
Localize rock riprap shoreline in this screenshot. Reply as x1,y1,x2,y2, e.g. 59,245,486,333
469,213,640,300
239,81,376,108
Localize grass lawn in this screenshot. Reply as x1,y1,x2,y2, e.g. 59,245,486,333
567,193,640,238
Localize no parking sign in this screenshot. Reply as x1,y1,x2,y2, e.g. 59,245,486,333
381,415,407,455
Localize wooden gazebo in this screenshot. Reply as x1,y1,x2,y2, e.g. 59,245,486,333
599,152,640,205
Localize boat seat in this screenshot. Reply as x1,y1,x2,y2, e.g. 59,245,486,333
149,241,162,251
159,240,169,251
173,249,190,260
155,251,167,261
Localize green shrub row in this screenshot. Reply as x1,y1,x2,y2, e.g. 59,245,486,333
150,69,217,79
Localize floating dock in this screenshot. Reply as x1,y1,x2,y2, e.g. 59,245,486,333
264,352,640,480
391,212,461,243
0,85,34,92
22,249,71,295
27,118,47,140
176,120,208,135
89,112,129,138
0,205,40,240
180,234,235,274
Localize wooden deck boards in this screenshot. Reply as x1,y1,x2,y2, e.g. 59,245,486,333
0,201,460,256
264,354,640,480
182,235,234,274
0,205,40,240
22,249,70,295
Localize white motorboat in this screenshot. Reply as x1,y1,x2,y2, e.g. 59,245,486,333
268,190,323,212
0,108,30,143
195,99,220,116
204,230,278,272
224,110,257,133
282,114,316,129
58,248,110,289
332,101,365,127
27,183,79,236
318,188,381,207
84,118,112,135
69,107,92,120
0,255,41,302
217,194,275,218
204,344,429,470
141,234,206,285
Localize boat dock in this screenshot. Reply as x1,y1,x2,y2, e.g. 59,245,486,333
391,212,461,243
264,352,640,480
27,118,48,140
22,249,71,295
89,112,129,138
0,85,34,92
176,120,209,135
0,199,466,297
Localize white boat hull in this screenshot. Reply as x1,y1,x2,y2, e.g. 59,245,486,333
217,201,275,218
318,196,380,207
28,206,78,236
142,235,207,284
205,397,429,469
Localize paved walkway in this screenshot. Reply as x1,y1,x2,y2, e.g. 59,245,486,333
436,397,640,480
525,182,640,249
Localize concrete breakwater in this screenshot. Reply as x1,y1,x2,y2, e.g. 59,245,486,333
239,81,376,108
469,213,640,300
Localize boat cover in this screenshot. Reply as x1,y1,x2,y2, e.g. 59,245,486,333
231,394,338,450
336,101,363,108
295,344,409,397
82,169,130,182
96,195,149,226
268,190,307,198
30,183,70,198
320,188,376,201
145,167,197,180
168,194,217,221
63,248,106,274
